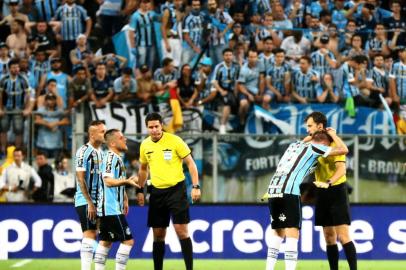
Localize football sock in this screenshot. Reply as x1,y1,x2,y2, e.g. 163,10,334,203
153,241,165,270
115,243,132,270
180,237,193,270
284,237,298,270
94,244,110,270
265,235,283,270
343,241,357,270
326,244,339,270
80,238,96,270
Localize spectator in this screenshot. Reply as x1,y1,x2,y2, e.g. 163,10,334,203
319,9,332,32
181,0,204,65
228,23,249,52
161,0,184,67
343,19,357,49
237,49,267,125
0,43,10,78
19,0,40,22
384,0,406,52
256,13,282,51
233,42,246,66
70,34,93,74
34,151,54,202
291,55,322,104
154,57,178,104
68,66,91,110
266,48,291,103
0,148,42,202
89,62,114,108
212,48,240,134
258,36,274,74
281,30,311,68
35,92,70,158
40,57,70,108
286,0,305,28
365,23,390,59
28,21,58,58
317,73,340,103
0,59,34,155
0,0,29,30
6,19,28,58
34,0,59,22
194,57,216,108
53,155,75,202
136,64,156,104
390,47,406,105
37,78,64,109
342,34,366,62
354,3,376,44
272,4,292,40
104,54,127,81
177,64,198,109
53,0,92,73
331,0,348,31
207,0,234,67
311,35,338,77
129,0,157,70
29,47,50,91
113,67,137,102
368,54,391,107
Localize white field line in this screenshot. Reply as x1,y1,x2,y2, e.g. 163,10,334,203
11,259,32,268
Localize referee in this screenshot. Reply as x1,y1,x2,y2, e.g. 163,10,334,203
137,112,200,270
305,112,357,270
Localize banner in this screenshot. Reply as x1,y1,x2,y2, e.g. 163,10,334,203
1,204,405,259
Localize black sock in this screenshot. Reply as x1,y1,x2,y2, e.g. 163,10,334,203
326,244,339,270
343,241,357,270
153,241,165,270
180,237,193,270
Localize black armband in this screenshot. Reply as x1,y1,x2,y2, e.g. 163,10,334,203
136,187,144,194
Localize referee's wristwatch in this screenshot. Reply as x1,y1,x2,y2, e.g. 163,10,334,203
192,184,200,189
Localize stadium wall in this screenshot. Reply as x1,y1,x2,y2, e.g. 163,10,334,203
0,204,405,260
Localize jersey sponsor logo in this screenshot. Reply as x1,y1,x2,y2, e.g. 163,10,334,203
278,213,286,222
125,227,131,235
105,152,114,173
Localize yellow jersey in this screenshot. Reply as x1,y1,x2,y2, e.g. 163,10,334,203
139,132,191,188
315,142,346,185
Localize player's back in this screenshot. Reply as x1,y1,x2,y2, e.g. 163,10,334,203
74,143,103,207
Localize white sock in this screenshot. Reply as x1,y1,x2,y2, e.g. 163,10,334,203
284,237,299,270
81,238,96,270
266,235,283,270
115,243,132,270
94,245,110,270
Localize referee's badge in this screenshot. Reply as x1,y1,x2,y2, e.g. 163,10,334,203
163,149,172,161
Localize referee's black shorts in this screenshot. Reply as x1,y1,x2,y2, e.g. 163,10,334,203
148,180,190,228
76,205,97,232
315,182,351,227
268,194,302,229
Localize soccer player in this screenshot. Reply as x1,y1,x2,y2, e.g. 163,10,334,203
74,120,106,270
305,112,357,270
265,129,348,270
137,112,200,270
94,129,139,270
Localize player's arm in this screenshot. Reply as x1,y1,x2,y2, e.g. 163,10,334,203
328,161,346,185
103,175,138,187
184,154,201,202
76,170,96,220
327,128,349,156
123,190,129,215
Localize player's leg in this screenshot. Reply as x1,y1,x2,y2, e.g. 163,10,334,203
171,181,193,270
336,224,357,270
323,226,339,270
266,229,285,270
115,215,134,270
76,205,98,270
152,228,167,270
284,228,299,270
94,240,112,270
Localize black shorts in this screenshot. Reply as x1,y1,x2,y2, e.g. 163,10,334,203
268,194,302,229
148,181,190,228
76,205,97,232
315,183,351,227
98,214,133,242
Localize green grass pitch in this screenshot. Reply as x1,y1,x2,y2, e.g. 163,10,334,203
1,259,405,270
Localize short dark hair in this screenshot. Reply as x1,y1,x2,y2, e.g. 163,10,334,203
13,147,25,155
47,78,57,85
222,48,233,55
104,128,120,142
88,120,105,132
273,48,285,55
36,151,48,158
305,112,327,128
162,57,173,67
8,58,20,68
75,66,86,74
122,67,133,76
312,130,331,143
263,36,273,43
247,48,258,56
300,55,312,64
145,112,163,125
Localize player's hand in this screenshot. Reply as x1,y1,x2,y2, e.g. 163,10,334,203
313,181,329,189
326,127,337,136
191,188,201,203
137,192,145,206
87,202,96,221
303,135,312,142
126,176,139,188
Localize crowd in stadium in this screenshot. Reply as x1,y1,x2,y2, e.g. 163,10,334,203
0,0,406,200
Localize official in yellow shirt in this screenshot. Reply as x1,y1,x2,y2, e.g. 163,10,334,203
137,112,200,270
305,112,357,270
